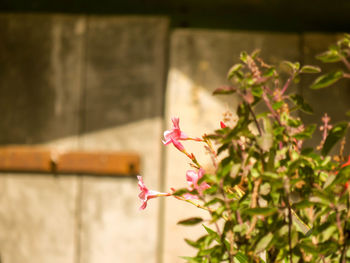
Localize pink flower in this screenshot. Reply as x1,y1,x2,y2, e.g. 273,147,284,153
137,176,170,210
186,168,210,196
171,137,185,152
162,117,188,146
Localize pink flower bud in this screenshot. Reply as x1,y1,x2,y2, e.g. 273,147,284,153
220,121,227,128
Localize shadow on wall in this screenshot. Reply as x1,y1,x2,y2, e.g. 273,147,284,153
0,14,168,145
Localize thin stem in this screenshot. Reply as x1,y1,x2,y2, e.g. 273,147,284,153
341,57,350,71
247,102,263,136
173,196,212,212
343,73,350,79
287,198,293,263
340,192,350,263
281,76,293,95
246,178,262,237
219,180,234,263
262,90,282,126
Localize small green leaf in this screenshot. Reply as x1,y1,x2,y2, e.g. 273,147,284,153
316,50,342,63
282,61,300,73
272,101,284,110
227,64,243,80
310,71,343,89
325,165,350,189
240,51,248,63
234,252,249,263
322,122,348,156
172,188,189,196
180,256,203,263
293,124,316,139
300,65,321,74
292,210,312,236
255,232,273,253
289,94,313,114
257,133,273,152
244,207,278,216
263,67,276,77
177,217,203,226
184,238,201,248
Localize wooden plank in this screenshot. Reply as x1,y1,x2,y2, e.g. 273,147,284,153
0,146,140,175
0,146,52,172
56,151,140,175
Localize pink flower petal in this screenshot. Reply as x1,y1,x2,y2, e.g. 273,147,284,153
171,138,185,152
137,176,171,210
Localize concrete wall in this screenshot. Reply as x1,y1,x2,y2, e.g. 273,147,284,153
0,13,349,263
0,14,168,263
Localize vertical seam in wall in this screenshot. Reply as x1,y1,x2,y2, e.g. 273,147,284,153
74,14,89,263
298,32,305,98
156,18,171,263
297,32,305,121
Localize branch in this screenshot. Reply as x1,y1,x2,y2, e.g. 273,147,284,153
287,198,293,263
262,90,282,126
340,192,350,263
281,76,293,95
247,102,263,136
246,178,262,237
341,57,350,71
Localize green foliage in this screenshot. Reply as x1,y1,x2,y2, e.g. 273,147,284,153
174,34,350,263
310,71,344,89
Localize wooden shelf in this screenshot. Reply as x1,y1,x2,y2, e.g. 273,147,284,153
0,146,140,176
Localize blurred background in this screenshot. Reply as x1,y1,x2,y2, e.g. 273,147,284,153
0,1,350,263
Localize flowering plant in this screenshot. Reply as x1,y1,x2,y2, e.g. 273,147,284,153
138,34,350,262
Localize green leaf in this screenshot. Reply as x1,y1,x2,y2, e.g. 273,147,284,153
263,67,276,77
240,51,248,63
217,158,233,178
202,224,218,237
177,217,203,226
322,122,348,156
227,64,243,80
316,50,342,63
257,133,273,152
293,124,316,139
184,238,201,248
325,165,350,189
272,101,284,110
172,188,189,196
205,198,224,207
289,94,313,114
282,61,300,73
291,210,312,236
310,71,343,89
180,256,203,263
300,65,321,73
234,252,249,263
244,207,278,216
255,232,273,253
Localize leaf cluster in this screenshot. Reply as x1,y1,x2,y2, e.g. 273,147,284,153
178,35,350,263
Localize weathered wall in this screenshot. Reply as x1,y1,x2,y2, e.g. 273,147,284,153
0,14,168,263
0,13,349,263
